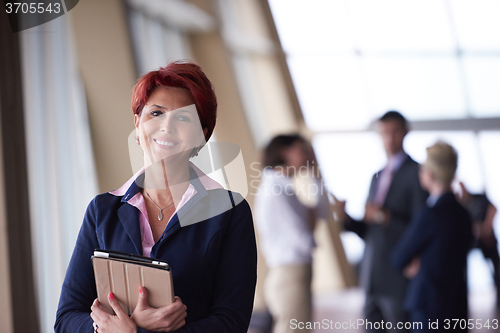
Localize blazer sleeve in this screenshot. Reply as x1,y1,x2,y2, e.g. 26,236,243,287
409,170,428,217
342,174,378,239
391,208,434,270
343,215,368,239
170,198,258,333
55,197,100,333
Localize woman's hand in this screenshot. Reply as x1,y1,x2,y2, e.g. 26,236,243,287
131,287,187,332
364,204,390,225
91,293,137,333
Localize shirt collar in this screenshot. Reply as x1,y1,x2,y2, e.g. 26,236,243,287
427,194,440,207
427,191,453,207
387,150,408,172
109,162,223,202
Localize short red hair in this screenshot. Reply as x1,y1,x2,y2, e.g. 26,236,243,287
132,61,217,142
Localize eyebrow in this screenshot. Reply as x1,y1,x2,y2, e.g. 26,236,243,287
149,104,167,110
147,104,194,113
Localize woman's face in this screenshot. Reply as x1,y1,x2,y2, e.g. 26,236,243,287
134,86,207,165
282,141,312,169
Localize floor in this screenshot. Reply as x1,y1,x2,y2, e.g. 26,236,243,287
311,287,499,333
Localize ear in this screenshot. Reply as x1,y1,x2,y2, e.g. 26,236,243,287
134,113,140,129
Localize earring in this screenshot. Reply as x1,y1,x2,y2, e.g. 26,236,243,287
135,136,140,145
190,147,199,158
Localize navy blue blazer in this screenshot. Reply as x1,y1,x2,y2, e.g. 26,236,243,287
55,171,257,333
392,192,472,321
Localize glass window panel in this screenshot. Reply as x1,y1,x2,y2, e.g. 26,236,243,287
347,0,454,52
340,232,365,265
313,133,384,264
468,249,494,291
268,0,354,53
287,55,370,131
364,57,466,120
463,57,500,117
316,131,484,218
478,131,500,243
404,131,484,192
450,0,500,51
313,133,385,219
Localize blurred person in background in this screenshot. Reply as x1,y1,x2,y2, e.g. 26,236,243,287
334,111,428,332
456,181,499,308
392,142,472,332
254,134,330,333
55,62,257,333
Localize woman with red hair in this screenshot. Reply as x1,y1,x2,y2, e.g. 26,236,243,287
55,62,257,333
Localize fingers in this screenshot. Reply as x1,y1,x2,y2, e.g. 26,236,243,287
91,299,108,320
91,299,104,332
130,294,188,332
172,297,188,320
90,310,98,325
170,312,187,331
108,292,127,320
135,286,149,310
156,297,187,330
171,297,187,313
160,297,187,331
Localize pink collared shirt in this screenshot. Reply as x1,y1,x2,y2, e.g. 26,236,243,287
109,163,223,257
372,150,408,206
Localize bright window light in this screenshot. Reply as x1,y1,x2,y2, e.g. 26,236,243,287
269,0,500,289
347,0,455,52
269,0,500,127
464,57,500,117
450,0,500,51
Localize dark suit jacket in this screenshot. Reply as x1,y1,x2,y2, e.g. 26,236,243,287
392,192,472,321
55,171,257,333
344,155,428,300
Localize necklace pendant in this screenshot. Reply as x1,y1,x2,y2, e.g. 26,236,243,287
158,211,163,221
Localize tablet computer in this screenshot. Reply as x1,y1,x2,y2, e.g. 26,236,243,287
92,249,174,315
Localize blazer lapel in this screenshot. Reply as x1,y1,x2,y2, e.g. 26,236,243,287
117,204,143,255
368,175,379,203
382,156,410,206
160,193,207,242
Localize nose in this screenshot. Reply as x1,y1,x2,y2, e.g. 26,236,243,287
160,112,175,133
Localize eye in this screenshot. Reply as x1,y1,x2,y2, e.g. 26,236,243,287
150,110,164,117
177,114,191,122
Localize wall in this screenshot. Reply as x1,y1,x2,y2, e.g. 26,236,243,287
70,0,138,192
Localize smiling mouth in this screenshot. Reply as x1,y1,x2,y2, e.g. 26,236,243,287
153,139,177,146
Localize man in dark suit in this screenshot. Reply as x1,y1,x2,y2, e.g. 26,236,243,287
392,142,472,332
335,111,428,332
